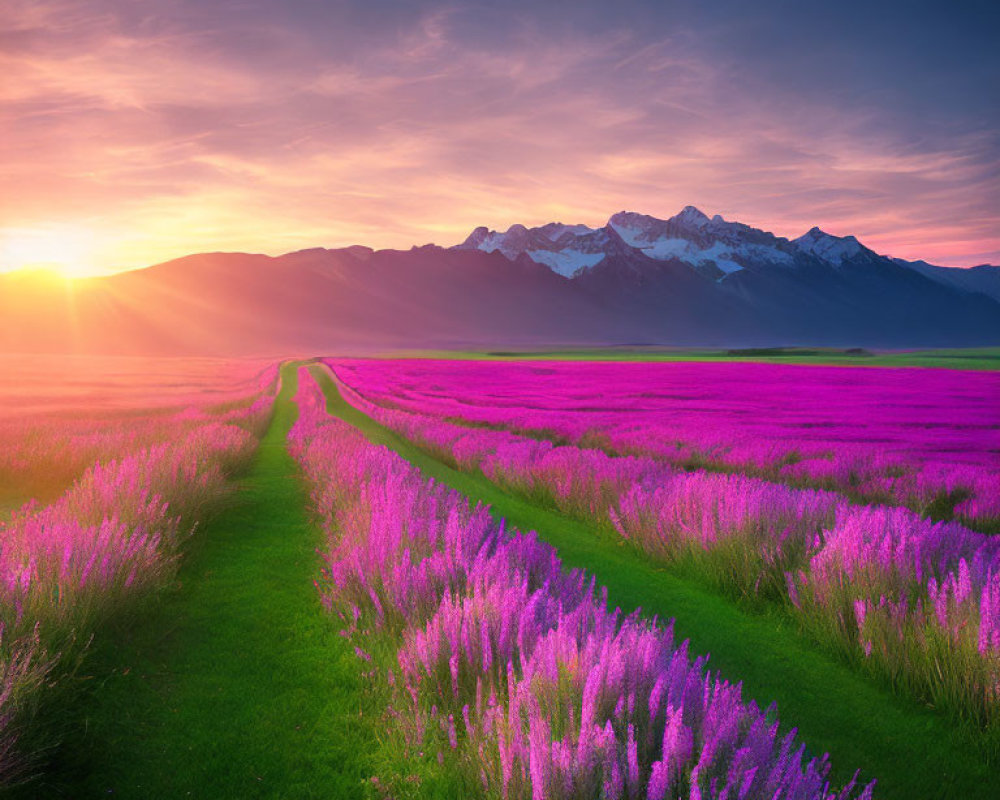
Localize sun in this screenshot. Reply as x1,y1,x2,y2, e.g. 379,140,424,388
0,225,99,279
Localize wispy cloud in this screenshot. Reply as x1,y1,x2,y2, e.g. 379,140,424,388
1,0,997,273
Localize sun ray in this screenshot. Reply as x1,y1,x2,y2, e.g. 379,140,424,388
0,225,98,279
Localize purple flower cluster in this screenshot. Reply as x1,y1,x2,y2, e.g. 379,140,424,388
791,506,1000,724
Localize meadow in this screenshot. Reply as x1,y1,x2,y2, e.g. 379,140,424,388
2,352,997,798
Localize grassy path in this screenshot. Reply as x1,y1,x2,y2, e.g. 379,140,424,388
28,363,373,799
312,364,994,800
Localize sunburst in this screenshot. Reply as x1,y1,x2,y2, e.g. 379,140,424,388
0,225,98,279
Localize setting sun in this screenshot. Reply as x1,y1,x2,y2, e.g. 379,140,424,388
0,225,98,279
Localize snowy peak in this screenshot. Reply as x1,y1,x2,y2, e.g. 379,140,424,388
458,220,619,277
459,222,567,261
671,205,712,229
456,208,895,280
793,227,865,264
609,206,725,244
608,207,804,276
607,211,671,246
461,226,492,249
538,222,596,242
523,225,634,277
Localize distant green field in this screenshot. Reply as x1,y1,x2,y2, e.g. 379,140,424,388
376,346,1000,370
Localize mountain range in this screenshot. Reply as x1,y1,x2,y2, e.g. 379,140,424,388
2,207,998,355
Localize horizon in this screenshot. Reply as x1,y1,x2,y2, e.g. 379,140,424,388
1,204,996,279
2,0,998,278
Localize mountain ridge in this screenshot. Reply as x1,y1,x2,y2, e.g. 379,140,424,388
2,207,998,355
456,206,979,279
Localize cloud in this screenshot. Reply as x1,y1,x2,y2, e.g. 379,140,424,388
0,0,997,273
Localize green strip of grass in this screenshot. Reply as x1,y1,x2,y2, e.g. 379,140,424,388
25,363,374,799
0,482,67,524
0,491,27,522
312,364,993,800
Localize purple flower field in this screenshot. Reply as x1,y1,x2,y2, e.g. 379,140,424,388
3,355,994,795
331,359,1000,530
0,360,278,783
290,368,875,799
327,359,1000,733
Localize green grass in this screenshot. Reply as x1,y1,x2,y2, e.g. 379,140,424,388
0,481,67,523
311,364,994,800
20,363,375,799
0,490,26,522
370,346,1000,370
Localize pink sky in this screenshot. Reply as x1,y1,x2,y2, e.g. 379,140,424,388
1,1,997,276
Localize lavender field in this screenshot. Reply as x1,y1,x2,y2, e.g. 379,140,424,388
326,359,1000,723
331,359,1000,530
2,354,998,799
290,367,876,799
315,356,1000,796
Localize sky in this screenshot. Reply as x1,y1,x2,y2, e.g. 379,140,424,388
1,0,997,276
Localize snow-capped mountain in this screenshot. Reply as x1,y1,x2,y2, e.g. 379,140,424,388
609,208,804,277
456,206,891,281
445,206,1000,347
456,206,997,298
793,227,868,264
462,222,635,277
